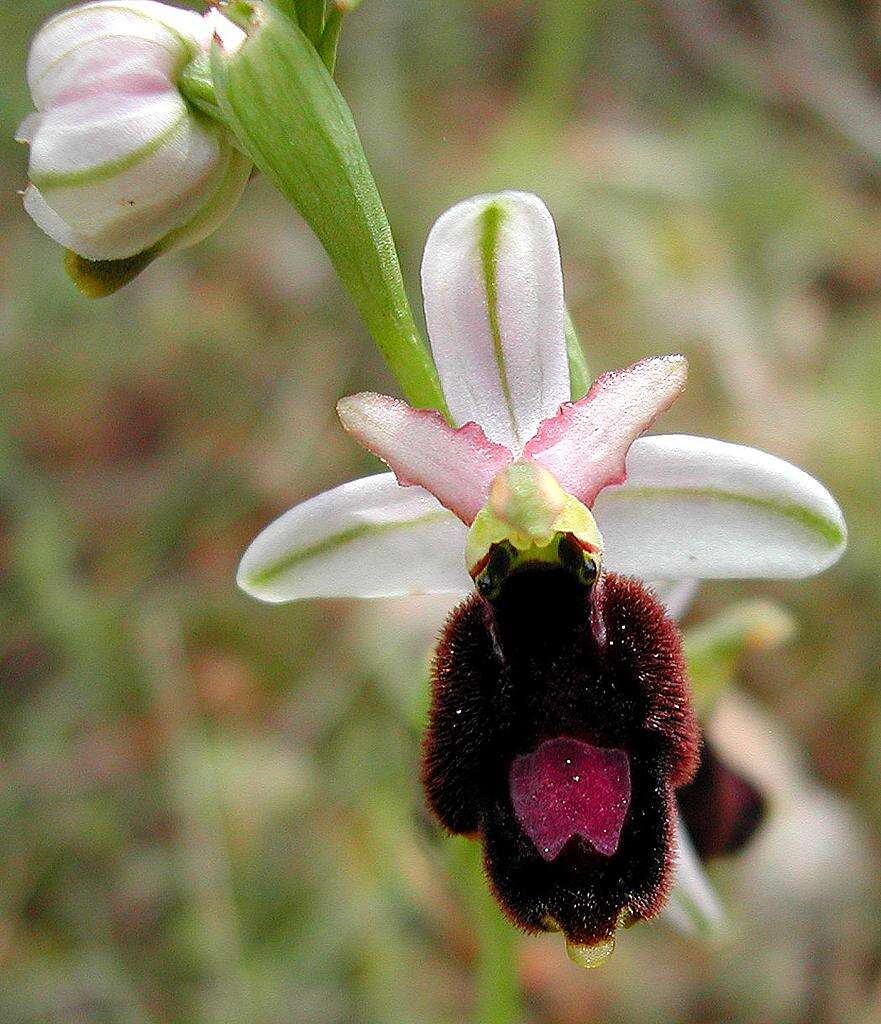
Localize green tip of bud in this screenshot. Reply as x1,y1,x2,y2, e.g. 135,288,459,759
64,248,158,298
565,935,616,969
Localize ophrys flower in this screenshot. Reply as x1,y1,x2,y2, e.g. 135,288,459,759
239,191,846,964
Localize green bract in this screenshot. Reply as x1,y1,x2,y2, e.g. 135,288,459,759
211,1,448,413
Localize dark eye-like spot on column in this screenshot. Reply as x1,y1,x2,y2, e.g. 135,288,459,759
477,542,512,598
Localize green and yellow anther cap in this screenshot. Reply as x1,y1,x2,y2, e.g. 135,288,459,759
465,460,604,580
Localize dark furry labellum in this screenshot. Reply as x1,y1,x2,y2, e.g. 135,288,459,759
422,566,699,948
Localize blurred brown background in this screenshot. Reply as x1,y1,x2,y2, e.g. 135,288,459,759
2,1,881,1022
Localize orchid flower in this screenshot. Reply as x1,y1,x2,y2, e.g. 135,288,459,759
239,194,844,601
18,1,252,294
239,191,846,965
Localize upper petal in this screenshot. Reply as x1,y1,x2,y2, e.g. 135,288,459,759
337,393,514,525
238,473,471,602
525,355,688,507
27,1,203,108
595,435,847,579
421,192,570,451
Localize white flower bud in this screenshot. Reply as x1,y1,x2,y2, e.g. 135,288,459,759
18,1,251,267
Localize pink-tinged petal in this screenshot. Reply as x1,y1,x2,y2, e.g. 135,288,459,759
27,2,204,106
525,354,688,506
337,393,513,525
510,737,632,861
21,1,252,264
421,192,570,450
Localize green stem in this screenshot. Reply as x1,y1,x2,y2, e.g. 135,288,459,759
520,0,601,116
211,2,448,413
565,309,591,400
317,6,343,73
452,838,526,1024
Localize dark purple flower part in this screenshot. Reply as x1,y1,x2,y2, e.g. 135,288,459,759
677,741,767,861
422,556,699,958
510,737,631,860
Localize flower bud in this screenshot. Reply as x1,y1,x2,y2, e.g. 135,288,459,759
18,1,252,291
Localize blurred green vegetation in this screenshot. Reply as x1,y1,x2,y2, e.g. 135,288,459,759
2,1,881,1022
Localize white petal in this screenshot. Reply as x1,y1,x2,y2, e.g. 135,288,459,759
29,89,186,189
526,355,688,507
421,192,570,450
647,580,699,621
160,144,252,254
28,1,203,98
238,474,471,603
203,8,247,52
28,2,202,106
660,812,727,939
21,1,249,262
30,117,233,260
337,393,514,525
23,184,87,253
595,435,847,579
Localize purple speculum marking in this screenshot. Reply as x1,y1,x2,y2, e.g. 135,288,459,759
509,737,632,861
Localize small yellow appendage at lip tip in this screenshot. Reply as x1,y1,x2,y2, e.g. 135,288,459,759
565,934,616,969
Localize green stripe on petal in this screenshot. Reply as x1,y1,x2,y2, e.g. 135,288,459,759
606,486,845,550
479,201,522,447
246,511,452,589
422,192,570,449
593,434,847,580
32,109,188,190
238,474,472,602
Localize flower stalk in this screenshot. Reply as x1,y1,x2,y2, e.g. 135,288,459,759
210,1,448,413
452,838,526,1024
565,310,590,400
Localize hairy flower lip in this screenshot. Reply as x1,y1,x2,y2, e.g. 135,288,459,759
426,573,698,948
